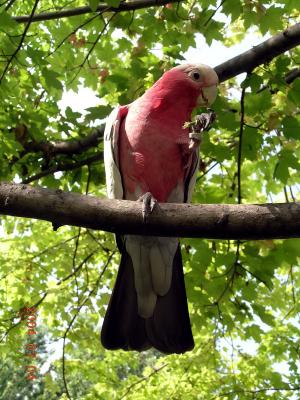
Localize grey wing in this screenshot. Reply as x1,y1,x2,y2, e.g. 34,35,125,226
184,149,200,203
104,106,128,200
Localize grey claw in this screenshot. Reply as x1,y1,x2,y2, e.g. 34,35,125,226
138,192,157,221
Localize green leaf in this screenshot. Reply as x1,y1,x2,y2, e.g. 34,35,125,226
288,80,300,105
273,160,290,183
282,116,300,139
245,324,263,342
245,91,272,115
84,105,112,122
252,304,275,327
41,69,63,92
242,126,262,160
88,0,99,11
65,106,82,121
26,46,47,66
241,74,263,92
222,0,243,21
0,9,18,31
275,56,290,74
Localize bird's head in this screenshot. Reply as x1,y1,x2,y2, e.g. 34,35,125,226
159,63,219,107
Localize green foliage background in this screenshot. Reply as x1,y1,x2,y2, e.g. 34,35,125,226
0,0,300,399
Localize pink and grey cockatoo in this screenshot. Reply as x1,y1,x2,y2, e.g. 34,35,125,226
101,64,218,354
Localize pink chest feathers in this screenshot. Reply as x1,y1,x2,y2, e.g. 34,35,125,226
119,109,192,202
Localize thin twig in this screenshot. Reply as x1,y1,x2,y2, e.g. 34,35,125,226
283,186,290,202
211,385,300,399
120,364,168,400
0,292,47,343
0,0,40,83
204,0,226,26
239,264,269,288
72,228,82,306
58,249,98,285
31,235,79,261
61,251,115,399
69,13,115,84
198,161,219,180
13,126,104,159
237,80,247,204
289,185,296,202
47,10,107,57
174,1,190,21
86,231,110,253
5,0,17,11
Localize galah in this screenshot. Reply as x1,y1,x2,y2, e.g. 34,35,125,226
101,64,218,354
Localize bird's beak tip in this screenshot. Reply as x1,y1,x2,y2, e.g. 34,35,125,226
197,85,218,106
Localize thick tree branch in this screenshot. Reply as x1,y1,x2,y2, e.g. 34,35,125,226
14,125,104,156
214,23,300,82
286,67,300,84
1,182,300,240
21,153,102,184
14,0,183,23
257,67,300,94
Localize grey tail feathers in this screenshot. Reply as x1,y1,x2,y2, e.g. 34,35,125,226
101,239,194,354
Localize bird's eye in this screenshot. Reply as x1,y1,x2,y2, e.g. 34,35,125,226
189,70,201,81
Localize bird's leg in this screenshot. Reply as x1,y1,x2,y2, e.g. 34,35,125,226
138,192,157,221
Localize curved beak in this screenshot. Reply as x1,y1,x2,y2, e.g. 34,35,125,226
197,84,218,106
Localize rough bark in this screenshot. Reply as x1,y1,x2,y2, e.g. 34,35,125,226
214,23,300,82
1,182,300,240
22,128,104,156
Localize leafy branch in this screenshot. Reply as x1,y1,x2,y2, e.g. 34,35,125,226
212,385,300,399
14,0,184,23
0,292,47,343
120,363,168,400
57,248,99,286
69,12,115,84
10,124,104,182
7,22,299,184
61,251,115,399
0,0,40,83
13,124,104,157
47,11,106,57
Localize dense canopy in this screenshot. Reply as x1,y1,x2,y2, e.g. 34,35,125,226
0,0,300,399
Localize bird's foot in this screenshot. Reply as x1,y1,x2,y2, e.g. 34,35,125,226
184,109,217,150
138,192,157,222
